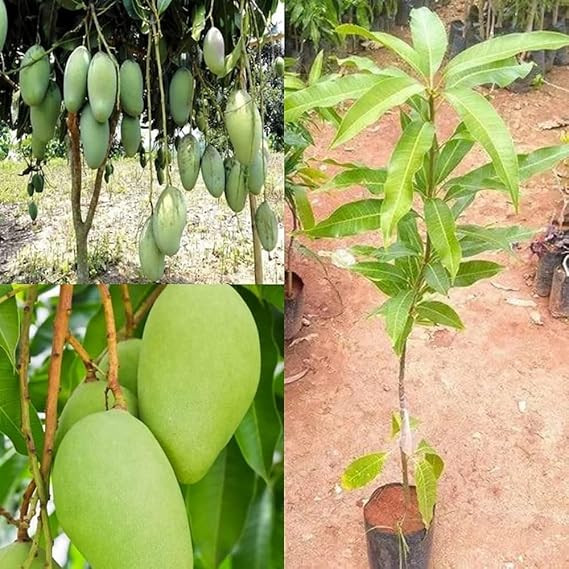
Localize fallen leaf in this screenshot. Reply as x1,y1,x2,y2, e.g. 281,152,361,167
491,281,519,292
289,333,318,347
285,368,309,385
506,298,537,308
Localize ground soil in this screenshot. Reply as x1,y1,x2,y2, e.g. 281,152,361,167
285,25,569,569
0,154,284,284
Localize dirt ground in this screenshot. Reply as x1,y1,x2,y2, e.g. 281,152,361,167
0,154,284,284
285,34,569,569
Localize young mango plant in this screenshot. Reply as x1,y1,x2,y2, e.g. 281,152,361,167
285,5,569,549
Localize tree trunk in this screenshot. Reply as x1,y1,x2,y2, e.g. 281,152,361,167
75,226,89,282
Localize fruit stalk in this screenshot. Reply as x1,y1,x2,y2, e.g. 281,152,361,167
117,284,166,340
66,333,99,382
97,284,127,410
120,285,135,337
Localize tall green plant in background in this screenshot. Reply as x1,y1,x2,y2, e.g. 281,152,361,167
285,7,569,526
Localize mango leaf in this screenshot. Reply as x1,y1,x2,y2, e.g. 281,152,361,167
341,452,388,490
332,55,391,74
223,37,244,77
284,74,386,122
445,88,519,209
415,458,437,528
424,262,451,295
457,225,535,256
232,483,274,569
445,31,569,78
398,213,423,254
395,256,422,285
381,120,435,243
416,301,464,329
336,24,425,79
191,4,206,40
424,198,461,278
308,50,324,85
409,7,448,81
416,440,445,480
302,199,383,239
435,124,475,184
321,167,387,195
290,185,315,230
186,439,255,569
157,0,173,14
0,285,20,368
235,292,282,482
383,290,414,353
351,262,408,297
453,260,503,287
351,242,419,262
446,58,533,90
390,412,420,439
332,77,425,147
0,451,28,505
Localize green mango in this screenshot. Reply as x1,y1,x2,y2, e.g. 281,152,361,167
156,164,165,185
27,181,34,197
20,45,51,106
119,59,144,117
169,68,194,127
53,410,193,569
55,380,138,448
0,0,7,53
32,173,44,193
121,115,141,157
80,104,109,169
274,56,285,77
152,185,187,256
97,338,142,394
138,285,261,483
158,37,168,66
30,81,62,142
0,541,62,569
247,144,269,195
139,216,165,281
255,201,278,251
203,27,225,76
31,135,47,161
64,46,91,113
88,52,117,122
224,157,247,213
224,89,262,166
177,133,201,191
28,201,38,221
201,145,225,198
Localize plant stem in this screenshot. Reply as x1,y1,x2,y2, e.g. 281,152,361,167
66,333,100,381
120,285,135,337
0,286,29,305
97,285,127,410
17,480,37,541
398,344,411,506
117,284,166,340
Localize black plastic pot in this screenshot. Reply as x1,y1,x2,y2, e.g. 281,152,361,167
553,21,569,65
545,49,556,72
535,251,564,297
395,0,412,26
449,20,466,58
364,484,434,569
549,258,569,317
285,271,305,340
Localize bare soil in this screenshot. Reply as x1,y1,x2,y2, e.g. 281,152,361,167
285,38,569,569
0,154,284,284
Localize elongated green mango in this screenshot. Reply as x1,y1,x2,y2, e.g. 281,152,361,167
121,115,141,157
225,158,247,213
203,27,225,76
169,68,194,126
177,133,200,191
31,81,61,142
80,104,109,169
0,541,62,569
97,338,142,394
31,135,47,161
138,285,261,483
20,45,51,106
53,410,193,569
247,144,269,195
0,0,7,53
201,144,225,198
152,185,187,256
64,46,91,113
88,52,117,122
139,217,166,281
120,59,143,117
55,380,138,448
224,89,262,166
255,201,278,251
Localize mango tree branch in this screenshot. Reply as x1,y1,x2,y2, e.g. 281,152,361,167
17,480,37,541
120,285,135,338
0,507,19,526
97,285,127,410
66,333,100,381
0,286,29,305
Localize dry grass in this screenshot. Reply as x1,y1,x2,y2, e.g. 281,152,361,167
0,153,284,284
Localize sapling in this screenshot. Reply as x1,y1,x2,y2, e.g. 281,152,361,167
285,7,569,529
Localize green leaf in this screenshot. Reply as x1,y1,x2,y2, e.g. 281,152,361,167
416,301,464,329
390,412,420,439
0,285,20,367
341,453,388,490
336,24,425,79
235,292,282,482
446,58,533,90
303,199,383,239
308,50,324,85
284,74,386,122
232,484,274,569
416,440,445,480
424,198,462,278
457,225,535,256
381,120,435,243
157,0,173,14
395,256,422,285
332,55,392,75
409,7,448,81
383,290,414,352
398,213,423,254
424,262,451,295
435,124,475,184
453,260,503,287
444,88,519,209
415,459,437,528
186,439,255,569
321,167,387,195
191,4,206,41
332,77,425,147
223,37,244,77
351,262,408,296
0,451,28,505
445,31,569,79
291,185,315,230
